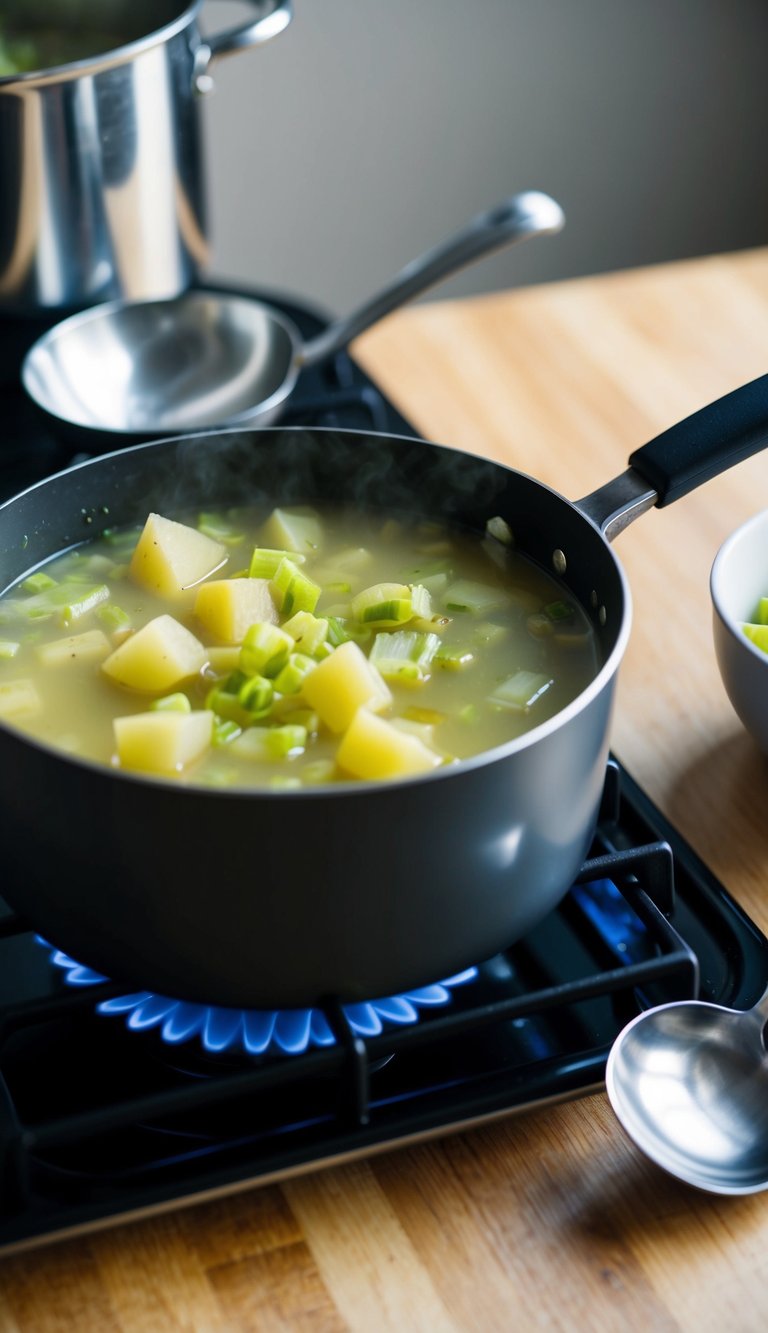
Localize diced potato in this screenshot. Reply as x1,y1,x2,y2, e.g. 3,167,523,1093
129,513,226,598
337,709,442,780
194,578,276,644
0,678,42,719
102,615,206,693
206,645,242,675
261,507,322,554
114,710,213,776
35,629,111,667
302,640,391,734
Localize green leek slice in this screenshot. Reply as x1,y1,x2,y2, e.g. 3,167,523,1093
351,582,412,627
239,622,294,678
270,559,321,616
489,670,553,711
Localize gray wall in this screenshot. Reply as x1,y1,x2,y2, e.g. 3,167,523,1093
201,0,768,316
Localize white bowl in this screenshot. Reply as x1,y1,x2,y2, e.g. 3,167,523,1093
711,508,768,751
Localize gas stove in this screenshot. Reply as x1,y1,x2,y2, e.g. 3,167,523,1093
0,289,766,1256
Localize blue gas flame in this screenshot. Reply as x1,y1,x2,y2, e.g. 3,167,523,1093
42,943,477,1057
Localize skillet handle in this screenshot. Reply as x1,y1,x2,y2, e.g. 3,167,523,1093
628,372,768,506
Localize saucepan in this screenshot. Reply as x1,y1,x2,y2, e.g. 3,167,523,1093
0,375,766,1009
21,190,565,443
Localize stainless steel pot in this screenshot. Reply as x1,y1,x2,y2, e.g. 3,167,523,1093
0,374,766,1009
0,0,291,317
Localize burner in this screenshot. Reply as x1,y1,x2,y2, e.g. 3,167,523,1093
43,942,478,1057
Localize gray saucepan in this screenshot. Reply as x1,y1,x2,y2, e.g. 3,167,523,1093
0,374,766,1008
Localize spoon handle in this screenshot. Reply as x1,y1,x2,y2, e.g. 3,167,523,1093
299,190,564,368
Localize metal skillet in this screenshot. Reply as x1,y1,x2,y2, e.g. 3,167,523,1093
0,376,766,1008
21,190,564,445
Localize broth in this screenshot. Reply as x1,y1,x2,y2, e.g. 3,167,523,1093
0,505,601,788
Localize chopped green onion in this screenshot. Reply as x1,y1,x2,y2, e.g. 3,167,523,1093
326,616,351,647
270,558,321,616
435,643,476,671
57,584,110,627
97,603,132,633
544,600,574,622
213,718,243,746
443,580,507,615
198,512,244,545
369,630,440,683
0,582,110,626
22,572,57,594
282,611,328,657
248,547,307,577
351,582,412,626
0,640,20,659
410,584,432,618
273,652,316,695
489,670,553,711
206,671,262,726
102,526,141,554
231,723,308,761
149,693,192,713
237,674,274,717
272,703,320,733
239,622,294,678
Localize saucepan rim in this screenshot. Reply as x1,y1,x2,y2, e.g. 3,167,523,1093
0,425,633,800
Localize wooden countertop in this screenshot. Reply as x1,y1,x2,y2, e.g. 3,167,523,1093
3,248,768,1331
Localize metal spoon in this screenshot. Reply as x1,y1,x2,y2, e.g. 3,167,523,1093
21,190,564,443
605,985,768,1194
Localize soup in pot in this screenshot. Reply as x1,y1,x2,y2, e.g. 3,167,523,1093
0,505,600,787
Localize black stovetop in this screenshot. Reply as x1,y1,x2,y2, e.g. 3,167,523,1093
0,288,766,1256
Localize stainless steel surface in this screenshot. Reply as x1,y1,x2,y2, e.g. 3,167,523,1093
0,0,291,315
576,468,658,542
21,190,564,436
606,988,768,1194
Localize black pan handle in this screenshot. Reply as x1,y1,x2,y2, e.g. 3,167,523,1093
628,372,768,506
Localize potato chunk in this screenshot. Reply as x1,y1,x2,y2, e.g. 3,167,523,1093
114,710,213,776
129,514,226,598
261,507,322,555
102,615,206,693
35,629,111,667
337,708,442,780
194,578,276,644
0,678,42,720
302,640,391,734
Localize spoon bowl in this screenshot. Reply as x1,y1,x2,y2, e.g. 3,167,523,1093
606,988,768,1194
21,190,564,447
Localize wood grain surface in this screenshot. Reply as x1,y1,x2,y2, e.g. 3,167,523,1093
4,248,768,1331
